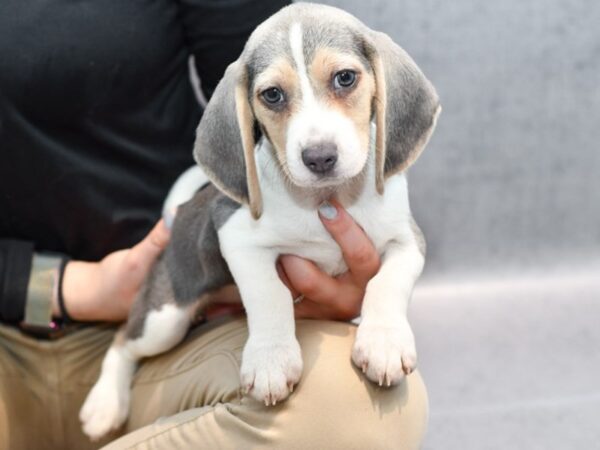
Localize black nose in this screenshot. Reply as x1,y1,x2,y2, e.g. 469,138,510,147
301,143,338,174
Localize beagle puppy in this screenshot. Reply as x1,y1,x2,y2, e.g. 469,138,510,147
80,3,440,440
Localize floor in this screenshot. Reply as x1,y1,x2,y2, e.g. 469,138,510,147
412,266,600,449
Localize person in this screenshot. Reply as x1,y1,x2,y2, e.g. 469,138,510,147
0,1,428,448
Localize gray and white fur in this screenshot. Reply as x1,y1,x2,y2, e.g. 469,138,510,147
80,3,440,440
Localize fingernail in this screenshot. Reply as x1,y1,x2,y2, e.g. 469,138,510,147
318,201,338,220
163,207,177,230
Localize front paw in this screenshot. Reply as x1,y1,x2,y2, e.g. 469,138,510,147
352,321,417,387
241,337,303,406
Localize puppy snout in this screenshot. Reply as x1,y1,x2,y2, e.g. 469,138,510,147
301,143,338,175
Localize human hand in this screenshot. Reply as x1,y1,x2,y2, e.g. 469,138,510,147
278,201,381,321
52,220,171,322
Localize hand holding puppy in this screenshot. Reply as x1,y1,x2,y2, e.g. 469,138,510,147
205,201,380,321
53,220,171,322
279,200,380,321
54,208,376,323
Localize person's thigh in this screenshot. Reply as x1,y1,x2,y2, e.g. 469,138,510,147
0,323,117,450
105,318,429,450
0,324,53,450
1,318,428,450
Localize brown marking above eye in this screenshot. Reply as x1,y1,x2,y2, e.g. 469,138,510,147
309,48,376,153
253,58,298,105
309,48,367,98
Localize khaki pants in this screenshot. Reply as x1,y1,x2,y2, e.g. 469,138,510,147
0,317,428,450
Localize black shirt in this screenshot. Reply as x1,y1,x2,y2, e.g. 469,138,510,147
0,0,288,322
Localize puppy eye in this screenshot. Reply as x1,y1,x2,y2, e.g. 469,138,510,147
261,87,284,105
333,70,357,89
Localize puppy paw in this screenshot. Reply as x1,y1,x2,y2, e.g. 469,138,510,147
352,321,417,387
79,377,130,441
240,337,303,406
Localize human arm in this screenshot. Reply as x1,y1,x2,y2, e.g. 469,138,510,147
47,201,378,324
1,220,169,325
199,201,380,322
53,220,170,322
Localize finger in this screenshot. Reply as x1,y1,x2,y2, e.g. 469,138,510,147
163,207,177,230
279,255,342,303
318,200,380,285
127,219,171,274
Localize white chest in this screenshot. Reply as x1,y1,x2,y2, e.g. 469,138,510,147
219,147,414,276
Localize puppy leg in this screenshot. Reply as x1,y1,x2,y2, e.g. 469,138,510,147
223,248,302,406
352,234,424,387
80,303,191,441
79,326,135,441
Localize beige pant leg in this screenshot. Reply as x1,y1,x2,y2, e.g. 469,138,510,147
104,318,428,450
0,323,117,450
0,318,428,450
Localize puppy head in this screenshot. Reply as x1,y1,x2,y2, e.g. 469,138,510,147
194,4,440,219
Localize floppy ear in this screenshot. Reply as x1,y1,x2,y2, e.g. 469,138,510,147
365,31,441,194
193,61,262,219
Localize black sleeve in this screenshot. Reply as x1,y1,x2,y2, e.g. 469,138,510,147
0,240,34,323
179,0,290,99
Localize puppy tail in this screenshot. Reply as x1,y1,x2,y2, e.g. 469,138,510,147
162,166,210,228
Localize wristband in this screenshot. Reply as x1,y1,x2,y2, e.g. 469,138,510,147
21,254,62,336
21,254,74,339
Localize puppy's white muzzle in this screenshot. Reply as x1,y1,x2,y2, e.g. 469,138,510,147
285,108,367,187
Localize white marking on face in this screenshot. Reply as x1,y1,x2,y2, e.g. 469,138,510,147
289,23,315,105
286,23,367,187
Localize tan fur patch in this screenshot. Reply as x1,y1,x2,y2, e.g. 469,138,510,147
371,54,387,194
235,81,262,219
252,58,300,164
309,48,375,157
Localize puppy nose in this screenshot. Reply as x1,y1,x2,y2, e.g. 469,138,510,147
301,143,338,174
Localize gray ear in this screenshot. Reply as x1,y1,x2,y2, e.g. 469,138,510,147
366,31,441,193
193,61,262,219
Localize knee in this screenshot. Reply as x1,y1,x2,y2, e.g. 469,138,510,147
274,320,429,449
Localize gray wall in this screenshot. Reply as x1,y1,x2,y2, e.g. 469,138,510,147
322,0,600,278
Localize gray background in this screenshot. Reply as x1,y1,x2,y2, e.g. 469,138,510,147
320,1,600,448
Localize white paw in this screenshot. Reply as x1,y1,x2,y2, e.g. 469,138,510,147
240,337,303,406
352,321,417,387
79,377,130,441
